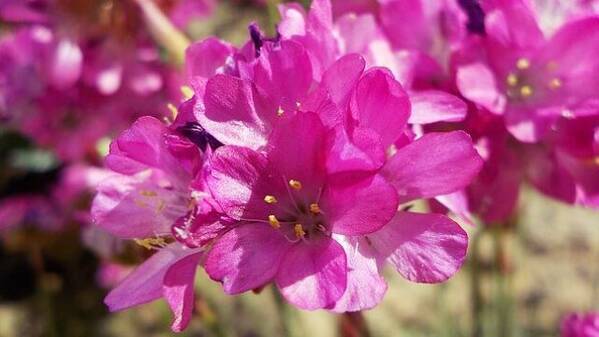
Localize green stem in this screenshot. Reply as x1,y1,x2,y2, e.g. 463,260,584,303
272,287,293,337
470,229,484,337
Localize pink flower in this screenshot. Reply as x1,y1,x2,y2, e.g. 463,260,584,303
91,116,219,331
561,312,599,337
196,42,482,311
455,2,599,142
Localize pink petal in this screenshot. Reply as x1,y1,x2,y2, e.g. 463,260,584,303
253,40,313,113
185,37,234,80
198,74,269,150
323,174,398,235
408,90,467,124
369,212,468,283
383,131,483,202
326,125,386,174
163,252,203,332
320,53,365,109
105,244,192,311
91,172,177,239
456,63,506,114
207,146,275,219
331,236,387,312
276,238,347,310
350,68,410,147
266,112,327,187
205,224,290,294
540,17,599,100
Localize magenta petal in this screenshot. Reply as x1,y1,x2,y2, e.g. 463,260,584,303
326,125,386,174
105,244,191,311
205,224,290,294
369,212,468,283
163,252,202,332
320,53,365,109
350,68,410,147
276,238,347,310
185,37,234,80
253,40,313,112
456,63,506,114
408,90,467,124
199,74,269,149
266,112,327,185
331,236,387,312
383,131,483,202
324,174,398,235
207,146,273,219
91,172,175,239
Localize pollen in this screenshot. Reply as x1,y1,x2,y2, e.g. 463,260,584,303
180,85,194,100
549,78,562,89
167,103,178,119
506,73,518,86
520,85,533,97
294,224,306,238
268,215,281,229
516,58,530,70
264,195,278,204
134,237,167,250
139,190,158,197
309,203,321,214
289,179,302,190
277,106,284,117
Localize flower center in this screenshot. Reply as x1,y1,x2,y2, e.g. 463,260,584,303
504,57,562,102
263,178,328,242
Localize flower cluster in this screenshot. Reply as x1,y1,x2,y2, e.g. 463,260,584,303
84,0,599,332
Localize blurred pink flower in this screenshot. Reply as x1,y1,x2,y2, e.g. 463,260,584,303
562,312,599,337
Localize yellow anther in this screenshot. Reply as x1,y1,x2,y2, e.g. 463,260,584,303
139,190,158,197
516,58,530,70
264,195,278,204
167,103,178,119
549,78,562,89
134,237,167,250
294,224,306,238
520,85,533,97
309,203,321,214
594,157,599,165
506,73,518,86
289,179,302,190
277,106,284,117
268,215,281,229
180,85,194,100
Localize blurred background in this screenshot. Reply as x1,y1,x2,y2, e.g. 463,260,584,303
1,0,598,336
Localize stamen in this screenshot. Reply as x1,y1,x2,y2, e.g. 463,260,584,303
506,73,518,86
277,106,284,117
180,85,194,100
289,179,302,190
516,58,530,70
268,215,281,229
520,85,533,97
264,195,278,204
315,224,327,232
309,203,321,214
139,190,157,197
294,224,306,238
167,103,178,119
134,237,167,250
549,78,562,89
